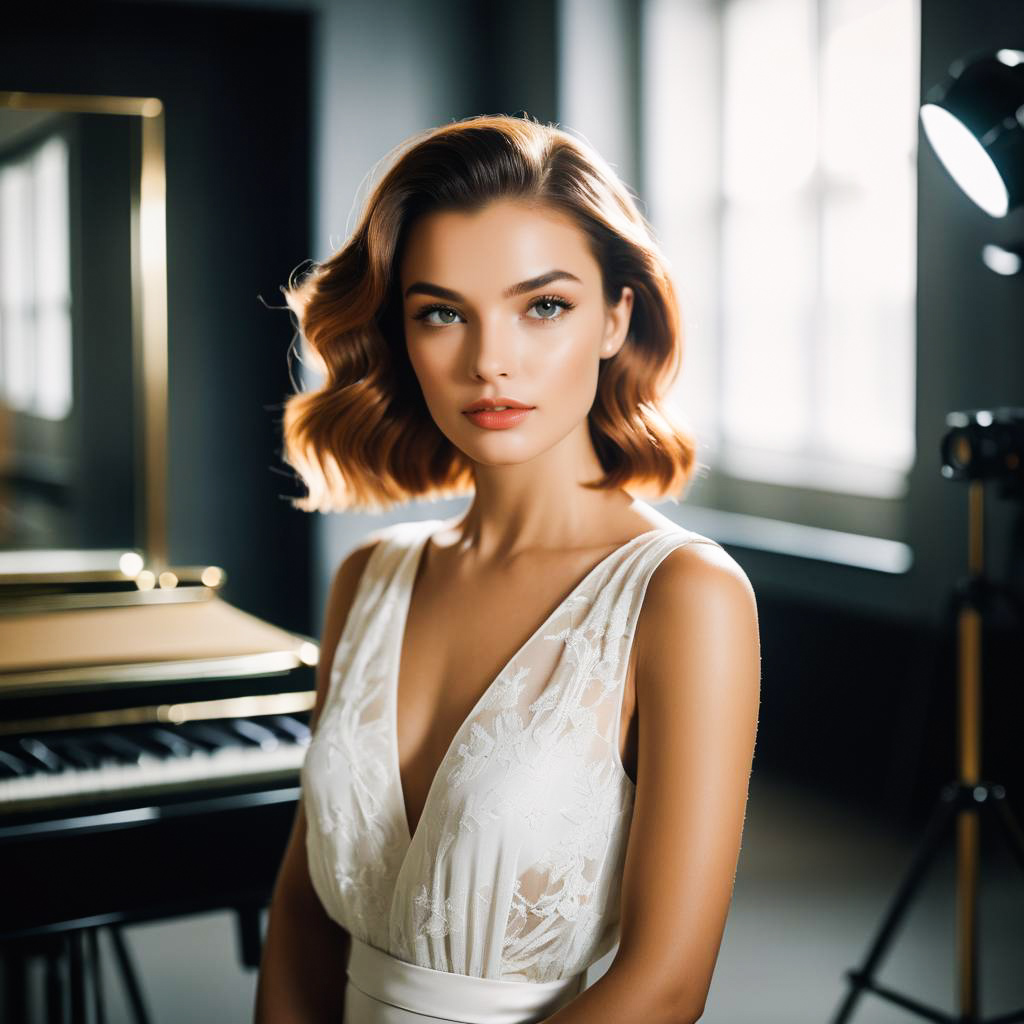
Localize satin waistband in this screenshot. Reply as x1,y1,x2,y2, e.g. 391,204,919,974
345,936,585,1024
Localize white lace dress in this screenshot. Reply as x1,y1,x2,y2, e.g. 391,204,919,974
301,518,716,1022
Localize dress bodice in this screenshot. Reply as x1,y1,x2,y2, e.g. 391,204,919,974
301,517,712,984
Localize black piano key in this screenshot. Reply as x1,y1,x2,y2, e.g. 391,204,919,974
52,739,104,771
124,730,174,760
262,715,311,744
0,748,31,777
177,721,243,752
14,738,65,773
141,726,199,759
224,719,280,750
93,733,149,765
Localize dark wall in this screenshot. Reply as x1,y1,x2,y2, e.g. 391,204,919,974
470,0,560,124
2,2,313,635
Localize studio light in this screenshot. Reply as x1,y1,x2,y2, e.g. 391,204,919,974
919,48,1024,218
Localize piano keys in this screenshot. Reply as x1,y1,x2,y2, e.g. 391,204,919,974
0,710,311,814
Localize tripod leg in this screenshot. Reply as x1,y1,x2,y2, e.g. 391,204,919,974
831,788,959,1024
956,807,980,1020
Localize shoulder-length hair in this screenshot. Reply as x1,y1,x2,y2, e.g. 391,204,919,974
280,113,700,513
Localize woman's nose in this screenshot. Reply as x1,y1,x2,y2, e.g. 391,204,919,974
468,315,518,379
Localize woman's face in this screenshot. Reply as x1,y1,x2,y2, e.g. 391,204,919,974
399,198,634,471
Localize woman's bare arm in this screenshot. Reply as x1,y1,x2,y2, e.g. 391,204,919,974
253,535,383,1023
544,541,761,1024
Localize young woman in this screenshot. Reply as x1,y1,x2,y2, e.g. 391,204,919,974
255,114,760,1024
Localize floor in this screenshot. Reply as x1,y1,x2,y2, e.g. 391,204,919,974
14,770,1024,1022
694,773,1024,1022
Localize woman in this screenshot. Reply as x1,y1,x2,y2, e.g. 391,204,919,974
255,114,760,1024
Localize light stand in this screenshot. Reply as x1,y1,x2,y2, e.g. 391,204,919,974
831,411,1024,1022
830,44,1024,1022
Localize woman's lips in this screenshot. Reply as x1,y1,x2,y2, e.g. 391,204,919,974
463,407,534,429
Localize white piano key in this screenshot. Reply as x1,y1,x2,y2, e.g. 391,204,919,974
0,731,309,809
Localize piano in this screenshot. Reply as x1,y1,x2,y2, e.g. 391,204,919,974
0,557,318,1024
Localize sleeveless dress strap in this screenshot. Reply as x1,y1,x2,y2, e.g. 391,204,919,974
604,527,723,772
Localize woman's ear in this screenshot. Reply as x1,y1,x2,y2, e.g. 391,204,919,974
601,285,635,359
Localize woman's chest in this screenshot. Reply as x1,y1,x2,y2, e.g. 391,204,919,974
396,555,640,831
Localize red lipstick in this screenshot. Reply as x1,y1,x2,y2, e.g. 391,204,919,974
462,396,535,430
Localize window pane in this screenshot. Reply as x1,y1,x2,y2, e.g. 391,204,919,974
34,137,70,303
0,163,31,308
721,0,819,459
721,198,815,451
822,0,917,187
2,307,33,411
821,181,915,470
36,305,72,420
641,0,720,448
819,0,917,473
722,0,816,201
0,163,34,411
0,135,73,420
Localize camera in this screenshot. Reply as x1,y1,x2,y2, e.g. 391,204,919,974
941,407,1024,498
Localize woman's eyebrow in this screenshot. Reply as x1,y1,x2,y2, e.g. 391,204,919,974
403,269,583,302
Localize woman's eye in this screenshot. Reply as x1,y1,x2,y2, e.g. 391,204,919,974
412,296,574,326
526,296,573,321
416,306,464,326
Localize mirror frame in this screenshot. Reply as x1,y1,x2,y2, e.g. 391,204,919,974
0,91,168,577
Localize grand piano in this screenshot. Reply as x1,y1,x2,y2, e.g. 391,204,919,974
0,90,317,1023
0,559,318,1024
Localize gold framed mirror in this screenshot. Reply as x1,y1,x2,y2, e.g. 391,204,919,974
0,91,168,581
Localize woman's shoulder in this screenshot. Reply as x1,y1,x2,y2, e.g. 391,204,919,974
632,531,759,706
638,527,756,644
650,530,753,600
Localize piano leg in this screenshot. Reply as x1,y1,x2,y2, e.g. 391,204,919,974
108,925,151,1024
86,929,106,1024
68,930,86,1024
1,942,30,1022
234,903,264,970
45,939,63,1024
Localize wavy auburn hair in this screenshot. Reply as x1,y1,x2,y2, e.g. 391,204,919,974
280,113,700,512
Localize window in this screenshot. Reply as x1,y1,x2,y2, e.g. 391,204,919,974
0,133,73,421
641,0,919,540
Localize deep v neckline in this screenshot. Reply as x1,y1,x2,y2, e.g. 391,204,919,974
390,518,669,848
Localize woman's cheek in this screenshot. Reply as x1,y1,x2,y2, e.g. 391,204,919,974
535,327,602,403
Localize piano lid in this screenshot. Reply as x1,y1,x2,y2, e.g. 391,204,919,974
0,594,319,696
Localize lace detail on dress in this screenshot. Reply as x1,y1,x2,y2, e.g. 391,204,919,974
301,519,717,982
301,533,412,951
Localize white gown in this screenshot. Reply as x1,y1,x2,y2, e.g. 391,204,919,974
301,517,717,1022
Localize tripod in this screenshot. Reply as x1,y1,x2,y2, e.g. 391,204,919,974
831,476,1024,1024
